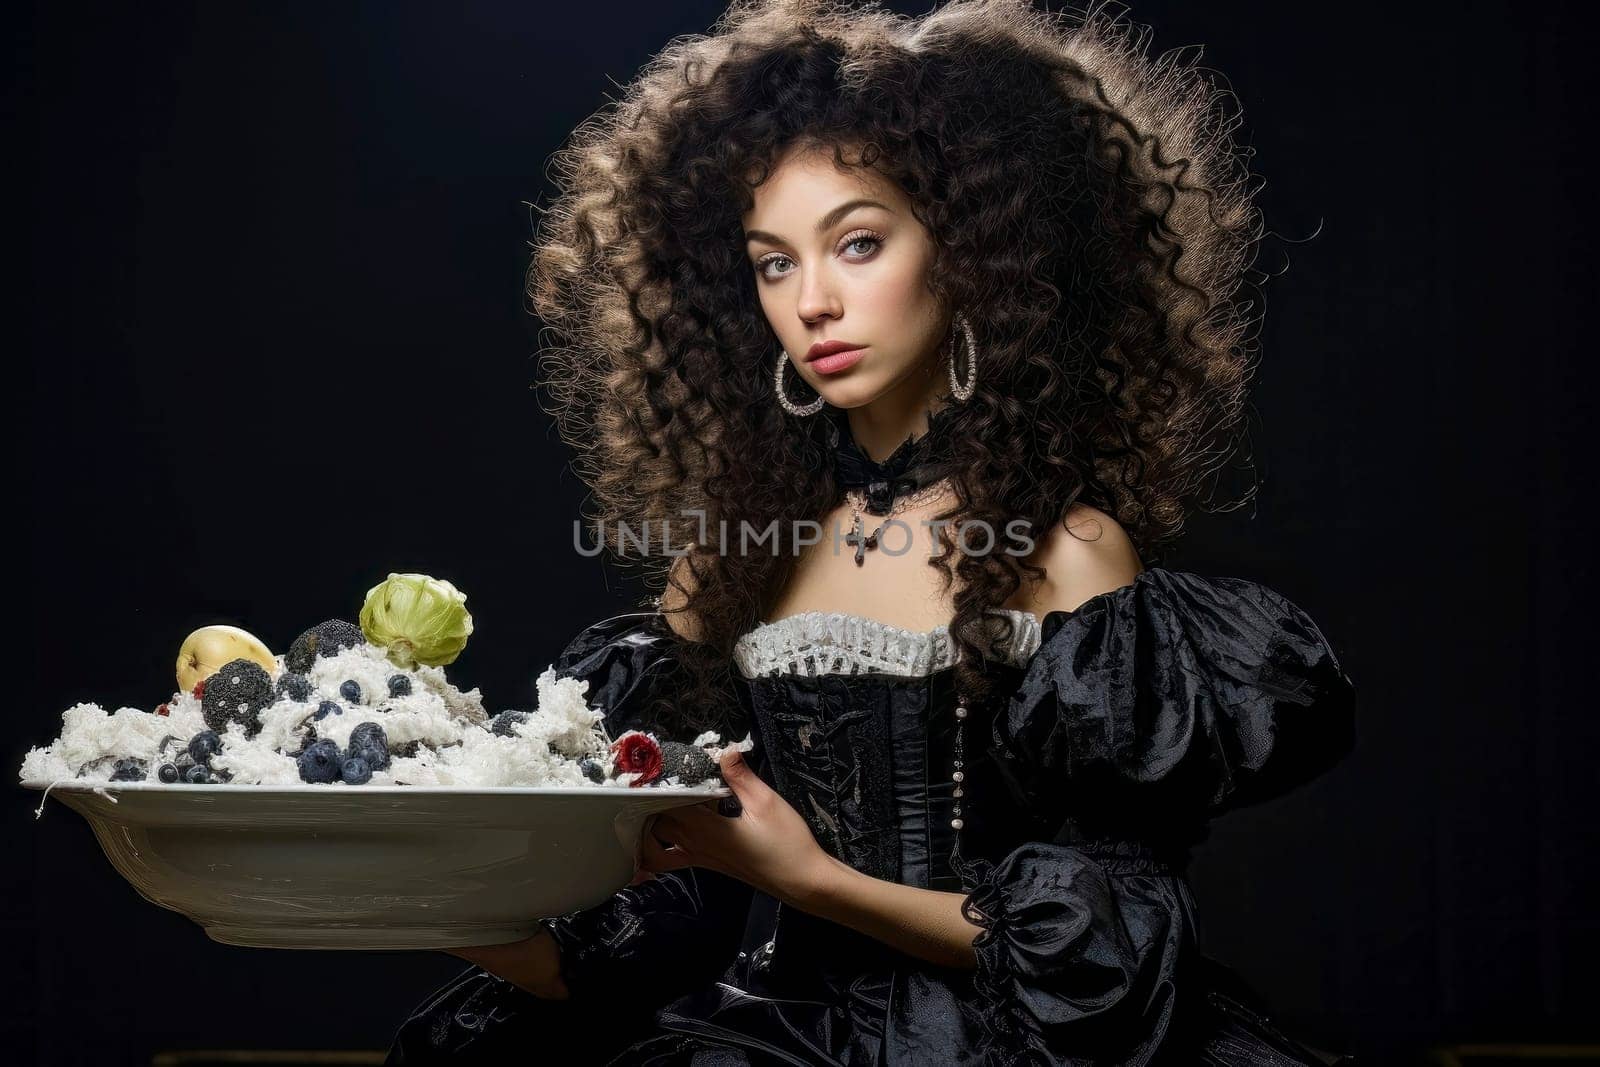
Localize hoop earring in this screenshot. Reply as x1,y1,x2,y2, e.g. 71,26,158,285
947,311,978,402
774,347,825,416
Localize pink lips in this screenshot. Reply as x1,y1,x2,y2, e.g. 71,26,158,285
804,341,867,374
808,347,866,374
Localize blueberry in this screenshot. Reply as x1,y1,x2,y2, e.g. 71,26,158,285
188,730,223,765
340,756,372,785
386,674,413,697
339,680,362,704
182,764,211,784
578,758,605,784
347,722,390,771
490,711,530,738
349,721,387,748
313,700,343,722
157,763,180,784
110,758,147,782
174,752,196,775
275,672,314,702
297,739,342,784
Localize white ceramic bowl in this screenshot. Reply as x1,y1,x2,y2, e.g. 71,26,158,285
22,779,728,951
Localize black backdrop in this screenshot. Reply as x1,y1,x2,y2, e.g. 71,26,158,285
8,2,1596,1064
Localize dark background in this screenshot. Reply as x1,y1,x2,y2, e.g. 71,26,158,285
7,1,1596,1064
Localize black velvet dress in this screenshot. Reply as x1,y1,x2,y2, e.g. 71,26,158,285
386,566,1358,1065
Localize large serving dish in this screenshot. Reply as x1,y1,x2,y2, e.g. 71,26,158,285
23,779,727,950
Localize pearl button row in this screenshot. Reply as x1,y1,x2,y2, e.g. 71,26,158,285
951,698,967,832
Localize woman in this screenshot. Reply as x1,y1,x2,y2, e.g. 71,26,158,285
388,0,1358,1062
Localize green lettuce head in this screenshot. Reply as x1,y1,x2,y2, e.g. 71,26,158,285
359,573,474,668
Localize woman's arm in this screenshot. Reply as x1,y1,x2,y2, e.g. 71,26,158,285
801,854,981,969
641,749,983,970
446,927,569,999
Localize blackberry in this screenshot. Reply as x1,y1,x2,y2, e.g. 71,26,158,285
347,722,390,771
338,679,362,704
297,739,343,784
340,756,372,785
387,674,413,698
658,742,716,786
577,758,606,784
275,673,314,703
157,763,180,784
200,659,272,736
109,758,147,782
188,730,223,766
285,619,364,674
490,711,530,738
313,700,343,722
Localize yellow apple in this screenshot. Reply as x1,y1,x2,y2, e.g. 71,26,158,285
176,624,276,692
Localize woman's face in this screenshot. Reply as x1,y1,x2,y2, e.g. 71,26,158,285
742,143,949,412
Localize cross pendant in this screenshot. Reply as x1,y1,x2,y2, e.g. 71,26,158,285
845,512,880,566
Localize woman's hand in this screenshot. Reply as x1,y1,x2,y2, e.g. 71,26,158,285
635,748,843,909
636,747,983,969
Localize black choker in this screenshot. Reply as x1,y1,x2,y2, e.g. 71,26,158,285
828,406,960,516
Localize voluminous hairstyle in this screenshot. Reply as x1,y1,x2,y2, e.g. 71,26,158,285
531,0,1268,735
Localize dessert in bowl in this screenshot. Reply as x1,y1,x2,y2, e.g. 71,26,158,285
26,780,725,949
20,573,736,949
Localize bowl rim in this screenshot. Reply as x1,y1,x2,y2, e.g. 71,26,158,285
19,778,732,798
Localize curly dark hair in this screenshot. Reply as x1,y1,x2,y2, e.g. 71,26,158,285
530,0,1268,736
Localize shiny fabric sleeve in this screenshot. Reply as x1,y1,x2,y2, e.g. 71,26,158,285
940,569,1357,1062
994,567,1358,821
551,609,686,735
937,841,1191,1064
542,612,754,1008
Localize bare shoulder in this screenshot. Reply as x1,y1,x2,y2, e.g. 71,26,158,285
659,550,707,643
1014,503,1144,617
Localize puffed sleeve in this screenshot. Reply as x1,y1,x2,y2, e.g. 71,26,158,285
542,612,754,1006
947,568,1357,1061
993,567,1358,821
549,609,686,735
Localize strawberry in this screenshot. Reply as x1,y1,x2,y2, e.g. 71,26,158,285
155,702,170,717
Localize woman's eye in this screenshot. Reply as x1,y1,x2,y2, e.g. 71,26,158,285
755,232,883,281
758,255,795,279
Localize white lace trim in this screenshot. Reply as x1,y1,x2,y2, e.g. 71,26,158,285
733,609,1042,679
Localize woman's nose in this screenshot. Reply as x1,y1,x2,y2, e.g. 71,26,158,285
796,270,842,323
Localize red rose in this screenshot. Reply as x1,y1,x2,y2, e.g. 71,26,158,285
611,731,662,787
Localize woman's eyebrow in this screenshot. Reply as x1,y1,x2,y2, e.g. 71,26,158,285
744,198,893,246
